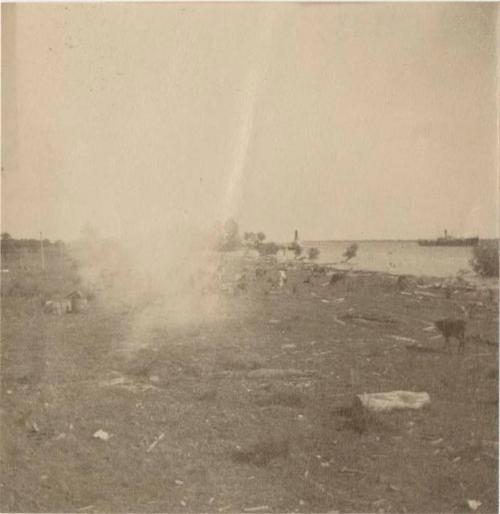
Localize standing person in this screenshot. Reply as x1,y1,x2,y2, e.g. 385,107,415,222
278,269,287,288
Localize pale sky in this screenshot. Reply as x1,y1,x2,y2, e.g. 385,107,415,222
2,3,498,242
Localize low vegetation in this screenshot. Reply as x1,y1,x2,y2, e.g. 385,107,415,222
470,240,499,277
307,247,320,261
342,242,359,262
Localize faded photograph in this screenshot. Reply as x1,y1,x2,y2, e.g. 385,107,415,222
1,3,498,513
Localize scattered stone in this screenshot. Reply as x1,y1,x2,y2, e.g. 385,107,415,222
43,299,72,315
467,500,481,511
416,291,439,298
387,335,417,343
341,312,397,324
357,391,430,413
93,429,110,441
247,368,314,379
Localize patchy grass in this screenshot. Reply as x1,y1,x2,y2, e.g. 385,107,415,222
1,255,498,513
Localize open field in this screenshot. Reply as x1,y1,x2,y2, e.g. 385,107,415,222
1,250,498,513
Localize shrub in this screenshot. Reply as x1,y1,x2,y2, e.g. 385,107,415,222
256,242,281,256
343,243,359,262
217,218,241,252
307,247,320,260
289,241,303,258
470,241,499,277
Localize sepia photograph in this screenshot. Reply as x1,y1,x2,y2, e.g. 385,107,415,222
1,2,499,513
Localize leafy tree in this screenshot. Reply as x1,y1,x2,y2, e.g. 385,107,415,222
342,243,359,262
217,218,241,252
255,241,281,256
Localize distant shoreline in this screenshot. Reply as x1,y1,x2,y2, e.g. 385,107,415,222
301,238,498,244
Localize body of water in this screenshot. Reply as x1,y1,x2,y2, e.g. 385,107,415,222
301,240,481,279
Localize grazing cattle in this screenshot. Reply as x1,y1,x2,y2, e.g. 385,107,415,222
434,318,467,353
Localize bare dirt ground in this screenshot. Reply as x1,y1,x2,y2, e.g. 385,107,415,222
1,253,498,513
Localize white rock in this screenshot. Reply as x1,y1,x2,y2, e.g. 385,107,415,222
467,500,481,511
357,391,430,412
93,429,110,441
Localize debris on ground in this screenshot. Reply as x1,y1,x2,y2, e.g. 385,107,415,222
416,291,440,298
467,499,482,511
243,506,270,512
43,299,72,315
66,290,89,312
247,368,314,379
146,432,165,452
341,312,397,324
387,335,417,343
357,391,430,412
93,429,110,441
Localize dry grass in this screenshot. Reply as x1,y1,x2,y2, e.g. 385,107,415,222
1,253,498,513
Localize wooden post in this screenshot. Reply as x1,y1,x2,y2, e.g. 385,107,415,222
40,232,46,271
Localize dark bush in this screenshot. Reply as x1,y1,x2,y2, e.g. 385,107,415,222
343,243,359,262
307,247,320,260
470,241,499,277
289,241,303,258
256,242,281,256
